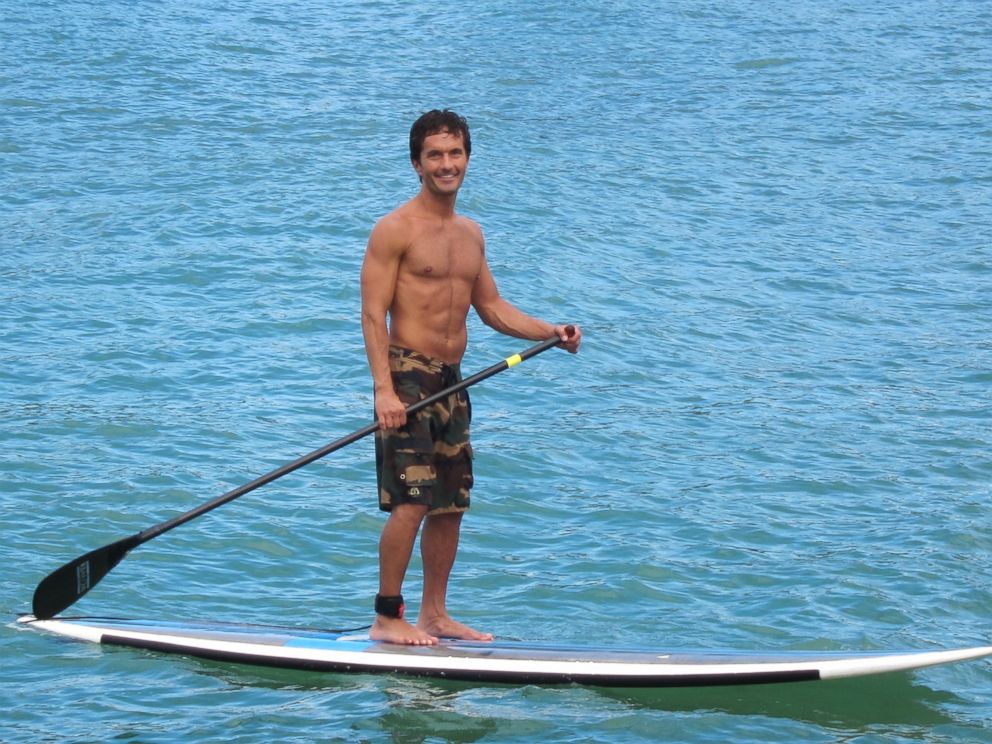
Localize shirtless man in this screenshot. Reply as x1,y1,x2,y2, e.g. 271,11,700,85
360,110,581,645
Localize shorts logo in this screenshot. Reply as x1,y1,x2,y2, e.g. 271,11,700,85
408,487,421,497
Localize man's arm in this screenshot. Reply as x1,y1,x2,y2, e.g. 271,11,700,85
471,252,581,353
360,218,410,429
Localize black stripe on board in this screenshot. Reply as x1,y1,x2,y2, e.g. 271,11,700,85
101,634,822,688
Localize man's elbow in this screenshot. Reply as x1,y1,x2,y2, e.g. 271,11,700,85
475,306,509,334
361,304,388,331
473,301,497,328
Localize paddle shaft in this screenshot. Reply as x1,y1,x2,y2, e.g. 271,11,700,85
139,330,568,543
32,330,571,619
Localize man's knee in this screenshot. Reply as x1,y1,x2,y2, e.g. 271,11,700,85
388,502,430,527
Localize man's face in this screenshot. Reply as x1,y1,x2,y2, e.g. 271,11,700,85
413,130,468,196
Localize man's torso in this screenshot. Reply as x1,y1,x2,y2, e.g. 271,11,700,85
388,205,484,364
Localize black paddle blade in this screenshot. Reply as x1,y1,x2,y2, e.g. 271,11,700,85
31,534,140,620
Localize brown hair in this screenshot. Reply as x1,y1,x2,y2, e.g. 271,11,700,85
409,109,471,163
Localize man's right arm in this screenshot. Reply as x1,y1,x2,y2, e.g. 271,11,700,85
360,219,408,429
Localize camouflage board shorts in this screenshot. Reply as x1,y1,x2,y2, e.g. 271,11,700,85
375,346,473,514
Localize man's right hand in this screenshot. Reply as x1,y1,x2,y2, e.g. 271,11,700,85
375,389,408,430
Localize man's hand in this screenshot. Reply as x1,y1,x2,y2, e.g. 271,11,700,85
555,324,582,354
375,388,408,430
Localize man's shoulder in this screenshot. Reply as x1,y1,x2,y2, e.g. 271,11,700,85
374,201,415,230
454,214,484,243
369,204,416,246
454,213,482,230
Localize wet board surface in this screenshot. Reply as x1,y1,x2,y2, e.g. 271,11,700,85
20,616,992,688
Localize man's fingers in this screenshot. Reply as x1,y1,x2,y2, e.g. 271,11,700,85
556,324,581,352
381,410,407,430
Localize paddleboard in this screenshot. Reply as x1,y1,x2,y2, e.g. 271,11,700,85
19,616,992,688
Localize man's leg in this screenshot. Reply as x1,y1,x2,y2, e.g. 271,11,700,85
370,503,437,645
417,511,493,641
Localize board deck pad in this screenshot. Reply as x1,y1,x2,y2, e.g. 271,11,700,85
19,616,992,688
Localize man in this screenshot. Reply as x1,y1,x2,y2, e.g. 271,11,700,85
360,109,581,646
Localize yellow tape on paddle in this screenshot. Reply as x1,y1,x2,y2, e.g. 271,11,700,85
505,353,523,368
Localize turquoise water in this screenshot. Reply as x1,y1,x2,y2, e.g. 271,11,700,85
2,0,990,741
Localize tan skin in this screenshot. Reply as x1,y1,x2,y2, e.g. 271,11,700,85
360,129,581,645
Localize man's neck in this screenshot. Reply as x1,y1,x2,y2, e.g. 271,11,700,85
415,188,458,218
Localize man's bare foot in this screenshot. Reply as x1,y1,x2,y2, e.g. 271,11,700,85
418,614,494,642
370,616,438,646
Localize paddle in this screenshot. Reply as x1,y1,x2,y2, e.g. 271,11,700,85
31,329,573,620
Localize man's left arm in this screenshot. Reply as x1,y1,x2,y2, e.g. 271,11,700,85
471,258,581,353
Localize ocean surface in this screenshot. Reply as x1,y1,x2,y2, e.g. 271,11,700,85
2,1,990,741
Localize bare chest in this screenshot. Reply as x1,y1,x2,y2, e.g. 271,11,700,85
401,227,481,282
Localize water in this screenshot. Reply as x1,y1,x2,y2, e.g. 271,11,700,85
2,1,990,741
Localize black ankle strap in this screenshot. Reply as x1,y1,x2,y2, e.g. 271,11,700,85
375,593,405,619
